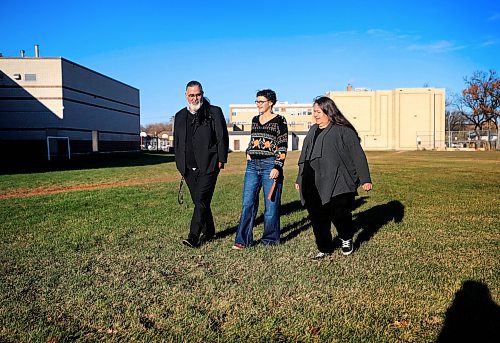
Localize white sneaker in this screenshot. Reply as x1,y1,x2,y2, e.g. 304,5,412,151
340,239,353,255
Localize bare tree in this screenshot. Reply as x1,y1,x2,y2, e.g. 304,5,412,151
446,93,465,131
456,70,499,149
459,70,499,131
142,122,172,135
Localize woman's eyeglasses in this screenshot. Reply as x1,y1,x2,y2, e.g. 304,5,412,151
255,100,269,105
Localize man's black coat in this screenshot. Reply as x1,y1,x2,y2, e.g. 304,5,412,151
174,105,229,175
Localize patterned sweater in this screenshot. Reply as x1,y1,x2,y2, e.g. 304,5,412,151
246,115,288,170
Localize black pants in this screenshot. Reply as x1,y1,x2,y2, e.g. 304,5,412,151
304,185,355,253
184,168,219,243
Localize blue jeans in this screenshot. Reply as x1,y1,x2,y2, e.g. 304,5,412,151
235,157,282,246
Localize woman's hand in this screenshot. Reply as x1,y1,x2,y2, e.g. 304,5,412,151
295,183,300,190
269,168,279,179
362,183,373,192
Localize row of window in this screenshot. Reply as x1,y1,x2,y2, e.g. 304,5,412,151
232,108,312,116
275,108,312,116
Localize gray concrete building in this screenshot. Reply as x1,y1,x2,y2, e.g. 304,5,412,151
0,53,140,159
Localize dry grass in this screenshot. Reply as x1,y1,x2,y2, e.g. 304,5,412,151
1,151,499,342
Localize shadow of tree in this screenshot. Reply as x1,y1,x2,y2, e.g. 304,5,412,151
437,280,500,342
353,200,405,251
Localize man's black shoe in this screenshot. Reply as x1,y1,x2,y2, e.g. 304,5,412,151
199,233,215,244
182,238,199,248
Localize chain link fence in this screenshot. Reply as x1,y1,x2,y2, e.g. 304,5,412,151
446,130,498,150
415,130,498,150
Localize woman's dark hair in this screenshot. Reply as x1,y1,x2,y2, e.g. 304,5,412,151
256,89,277,106
186,80,212,126
313,96,360,140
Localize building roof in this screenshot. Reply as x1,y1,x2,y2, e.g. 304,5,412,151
0,57,139,91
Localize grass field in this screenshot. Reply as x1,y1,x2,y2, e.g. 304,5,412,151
1,151,499,342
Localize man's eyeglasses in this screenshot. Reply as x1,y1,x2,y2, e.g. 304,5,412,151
188,93,203,99
255,100,269,105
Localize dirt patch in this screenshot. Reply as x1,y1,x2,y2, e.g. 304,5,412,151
0,168,246,200
0,177,178,200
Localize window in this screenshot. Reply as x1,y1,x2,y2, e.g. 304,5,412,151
92,131,99,152
25,74,37,81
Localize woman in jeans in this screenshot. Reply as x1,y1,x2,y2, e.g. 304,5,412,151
233,89,288,249
295,96,372,259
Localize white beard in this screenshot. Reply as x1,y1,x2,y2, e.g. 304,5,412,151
188,99,203,113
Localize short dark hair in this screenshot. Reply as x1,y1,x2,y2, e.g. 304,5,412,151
186,80,203,92
256,89,277,106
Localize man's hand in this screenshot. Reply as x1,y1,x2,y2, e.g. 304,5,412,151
218,162,224,169
295,183,300,190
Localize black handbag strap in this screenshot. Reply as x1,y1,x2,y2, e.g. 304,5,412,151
178,177,185,204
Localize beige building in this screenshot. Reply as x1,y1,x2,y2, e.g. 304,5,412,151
230,102,314,132
229,87,446,151
0,52,140,159
229,102,313,152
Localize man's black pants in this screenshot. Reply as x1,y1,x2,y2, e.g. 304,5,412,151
184,168,220,243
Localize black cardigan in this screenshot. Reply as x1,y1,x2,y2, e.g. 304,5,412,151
296,123,371,205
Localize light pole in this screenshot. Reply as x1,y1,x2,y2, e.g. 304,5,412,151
447,113,455,148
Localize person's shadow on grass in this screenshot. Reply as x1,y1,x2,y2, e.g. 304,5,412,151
280,196,371,244
352,200,404,251
216,197,404,249
437,280,500,342
217,197,369,242
280,198,404,250
215,200,304,241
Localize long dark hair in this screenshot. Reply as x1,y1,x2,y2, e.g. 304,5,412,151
313,96,360,140
186,80,212,126
192,97,213,127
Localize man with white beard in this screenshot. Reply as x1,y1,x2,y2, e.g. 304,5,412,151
173,81,229,248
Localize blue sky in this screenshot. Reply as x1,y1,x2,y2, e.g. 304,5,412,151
3,0,499,124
